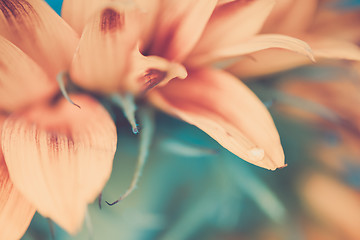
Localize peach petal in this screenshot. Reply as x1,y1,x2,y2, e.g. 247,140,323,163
308,8,360,44
150,0,217,62
0,0,79,79
310,37,360,61
189,0,275,58
131,0,160,50
226,48,310,78
0,116,35,240
227,36,360,78
262,0,318,35
188,34,314,66
149,68,284,170
1,95,117,234
70,2,143,93
0,36,57,112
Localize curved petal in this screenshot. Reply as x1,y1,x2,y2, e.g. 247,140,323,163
0,36,57,113
227,36,360,78
226,48,310,78
149,68,285,170
149,0,217,62
188,0,275,59
69,2,143,93
0,116,35,240
1,95,117,234
0,0,79,79
124,48,187,95
188,34,315,66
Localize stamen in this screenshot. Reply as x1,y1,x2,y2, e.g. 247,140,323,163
106,107,155,206
56,72,81,108
111,93,139,134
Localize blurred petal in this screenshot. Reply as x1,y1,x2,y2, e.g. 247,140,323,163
281,79,360,130
189,0,275,58
149,68,284,170
0,0,79,79
2,95,117,234
70,2,143,93
150,0,217,62
262,0,318,35
0,116,35,240
308,8,360,43
301,173,360,240
188,34,314,66
0,36,57,112
310,37,360,61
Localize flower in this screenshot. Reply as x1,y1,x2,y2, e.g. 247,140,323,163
0,0,319,238
61,0,316,170
0,0,117,237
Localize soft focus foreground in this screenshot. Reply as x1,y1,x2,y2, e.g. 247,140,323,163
2,0,360,239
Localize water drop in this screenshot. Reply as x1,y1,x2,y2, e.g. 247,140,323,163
249,148,265,161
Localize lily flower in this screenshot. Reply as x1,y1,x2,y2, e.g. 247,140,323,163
228,0,360,77
61,0,315,171
0,0,117,237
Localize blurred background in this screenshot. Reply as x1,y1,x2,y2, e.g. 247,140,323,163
22,1,360,239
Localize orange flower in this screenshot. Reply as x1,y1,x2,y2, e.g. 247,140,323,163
0,0,117,237
0,0,318,237
228,0,360,77
61,0,316,170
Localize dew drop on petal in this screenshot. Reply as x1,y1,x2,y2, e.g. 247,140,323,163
248,148,265,161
